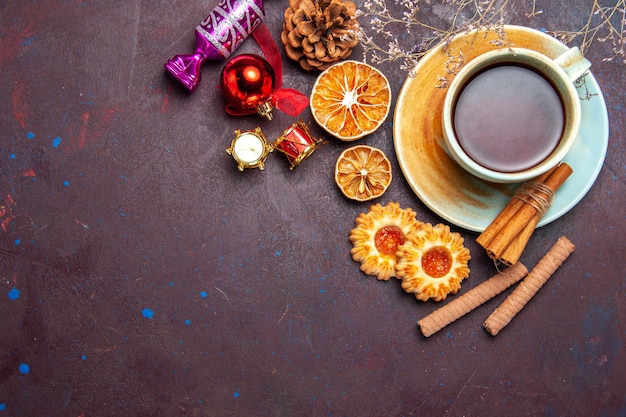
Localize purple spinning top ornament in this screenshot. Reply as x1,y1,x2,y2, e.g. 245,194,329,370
165,0,265,92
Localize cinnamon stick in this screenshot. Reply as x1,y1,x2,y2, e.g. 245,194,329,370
498,215,540,266
483,236,575,336
476,166,557,249
418,262,528,337
484,163,573,261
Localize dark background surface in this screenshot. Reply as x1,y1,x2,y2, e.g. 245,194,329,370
0,1,624,416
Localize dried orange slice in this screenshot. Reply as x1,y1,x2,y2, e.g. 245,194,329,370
335,145,392,201
311,60,391,141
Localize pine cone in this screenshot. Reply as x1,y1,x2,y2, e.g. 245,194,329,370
281,0,360,71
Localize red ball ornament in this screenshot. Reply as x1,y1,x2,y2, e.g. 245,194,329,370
220,54,276,120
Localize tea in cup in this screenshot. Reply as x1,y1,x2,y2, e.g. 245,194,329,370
441,47,591,183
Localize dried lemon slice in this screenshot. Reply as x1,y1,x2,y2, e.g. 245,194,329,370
311,60,391,141
349,202,422,280
395,223,471,302
335,145,392,202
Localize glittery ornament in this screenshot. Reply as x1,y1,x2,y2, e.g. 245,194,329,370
165,0,265,92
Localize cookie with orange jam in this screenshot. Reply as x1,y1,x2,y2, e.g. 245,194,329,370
395,223,471,302
349,202,422,280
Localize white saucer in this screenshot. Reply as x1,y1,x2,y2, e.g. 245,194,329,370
393,25,609,232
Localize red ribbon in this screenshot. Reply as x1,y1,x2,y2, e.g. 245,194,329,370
225,23,309,118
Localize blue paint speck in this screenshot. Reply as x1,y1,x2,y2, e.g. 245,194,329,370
21,36,36,46
233,389,240,398
18,363,30,374
0,402,6,411
8,288,20,300
81,355,87,361
63,181,70,187
184,319,191,326
142,308,154,319
275,250,281,256
26,132,35,139
52,136,62,148
9,153,16,160
200,291,208,298
14,239,20,246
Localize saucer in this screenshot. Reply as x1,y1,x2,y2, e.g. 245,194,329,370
393,25,609,232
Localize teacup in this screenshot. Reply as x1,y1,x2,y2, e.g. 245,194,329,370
441,46,591,183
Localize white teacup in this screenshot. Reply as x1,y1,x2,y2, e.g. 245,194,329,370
441,47,591,183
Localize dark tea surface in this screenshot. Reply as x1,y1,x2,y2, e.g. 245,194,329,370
453,65,564,172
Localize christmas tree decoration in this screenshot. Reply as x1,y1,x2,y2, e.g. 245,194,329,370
273,121,322,169
220,54,276,119
165,0,265,92
281,0,360,71
220,54,309,120
226,127,274,171
226,122,321,171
